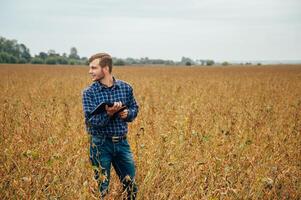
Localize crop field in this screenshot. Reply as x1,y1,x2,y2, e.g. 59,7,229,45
0,64,300,199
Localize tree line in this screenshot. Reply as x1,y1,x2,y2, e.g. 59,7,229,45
0,36,87,65
0,36,216,66
112,56,215,66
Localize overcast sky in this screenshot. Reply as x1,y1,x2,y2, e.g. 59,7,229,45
1,0,300,61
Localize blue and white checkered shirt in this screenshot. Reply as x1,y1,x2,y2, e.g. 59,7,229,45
82,78,139,137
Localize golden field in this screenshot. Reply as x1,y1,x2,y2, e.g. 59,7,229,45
0,64,300,199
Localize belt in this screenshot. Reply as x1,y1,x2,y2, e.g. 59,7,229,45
92,134,127,143
110,135,127,143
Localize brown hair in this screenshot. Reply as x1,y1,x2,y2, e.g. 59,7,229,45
88,53,112,73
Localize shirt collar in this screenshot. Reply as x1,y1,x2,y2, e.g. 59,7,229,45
96,76,120,91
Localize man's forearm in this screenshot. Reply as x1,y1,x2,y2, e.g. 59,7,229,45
125,106,138,122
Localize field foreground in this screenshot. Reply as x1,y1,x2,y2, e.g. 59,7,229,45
0,64,301,199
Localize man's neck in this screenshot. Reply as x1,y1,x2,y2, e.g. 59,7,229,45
99,75,114,87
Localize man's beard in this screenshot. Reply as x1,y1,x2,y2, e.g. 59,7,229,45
93,74,104,82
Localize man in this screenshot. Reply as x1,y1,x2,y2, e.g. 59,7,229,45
82,53,138,199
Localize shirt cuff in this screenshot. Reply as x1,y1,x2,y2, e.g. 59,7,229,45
126,109,132,121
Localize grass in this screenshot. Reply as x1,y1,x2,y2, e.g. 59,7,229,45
0,64,300,199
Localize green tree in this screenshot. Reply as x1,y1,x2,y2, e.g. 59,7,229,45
45,57,57,64
114,59,125,66
56,56,68,64
38,52,48,60
47,49,58,57
19,44,31,62
0,52,11,63
0,37,19,57
222,61,229,66
185,61,192,66
69,47,80,59
8,54,17,63
31,57,44,64
0,36,31,63
206,60,215,66
18,58,27,64
181,57,195,65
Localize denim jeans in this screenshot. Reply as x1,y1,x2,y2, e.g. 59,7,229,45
89,135,138,199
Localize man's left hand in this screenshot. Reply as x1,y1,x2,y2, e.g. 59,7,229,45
119,109,129,119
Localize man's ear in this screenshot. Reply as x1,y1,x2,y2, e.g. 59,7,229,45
104,66,110,74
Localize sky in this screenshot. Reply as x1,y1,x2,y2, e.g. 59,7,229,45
1,0,301,61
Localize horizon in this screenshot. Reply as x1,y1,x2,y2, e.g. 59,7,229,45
1,35,301,64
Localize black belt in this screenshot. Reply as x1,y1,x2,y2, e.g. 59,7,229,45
92,134,127,143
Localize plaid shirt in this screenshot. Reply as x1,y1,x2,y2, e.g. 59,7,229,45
82,78,139,137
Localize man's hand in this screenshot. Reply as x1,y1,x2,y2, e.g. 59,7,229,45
106,101,123,117
119,109,129,119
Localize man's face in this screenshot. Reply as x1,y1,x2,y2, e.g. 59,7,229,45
89,59,105,81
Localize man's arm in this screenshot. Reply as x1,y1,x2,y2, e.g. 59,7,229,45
123,86,139,122
82,90,110,128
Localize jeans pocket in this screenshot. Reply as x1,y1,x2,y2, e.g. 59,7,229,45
91,136,105,146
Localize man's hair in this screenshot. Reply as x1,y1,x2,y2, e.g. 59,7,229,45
89,53,113,73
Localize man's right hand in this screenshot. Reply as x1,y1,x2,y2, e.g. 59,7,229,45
106,101,123,116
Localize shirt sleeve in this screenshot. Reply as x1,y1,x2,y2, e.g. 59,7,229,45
82,90,110,128
125,86,139,122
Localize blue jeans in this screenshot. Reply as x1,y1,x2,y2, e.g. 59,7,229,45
89,135,138,199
